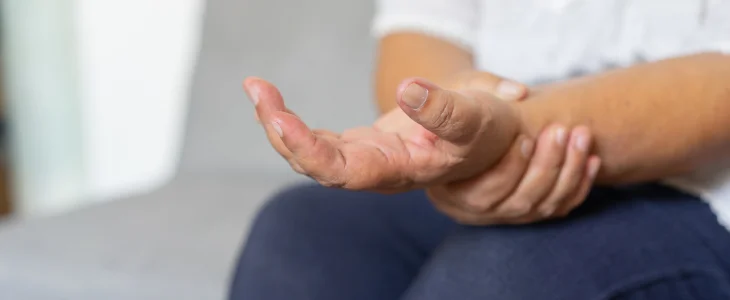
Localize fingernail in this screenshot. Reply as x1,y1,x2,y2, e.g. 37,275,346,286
554,126,567,146
588,158,601,178
247,85,260,105
573,133,589,152
521,138,534,158
402,82,429,110
271,121,283,137
496,80,524,101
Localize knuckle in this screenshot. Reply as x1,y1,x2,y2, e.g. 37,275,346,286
557,183,579,199
538,195,563,215
290,163,306,175
318,180,340,188
440,155,466,171
431,95,455,130
525,168,549,184
479,102,496,128
426,188,448,204
540,191,574,216
462,196,493,213
532,148,563,167
533,160,560,175
499,201,532,217
317,176,346,189
491,177,519,198
538,204,558,217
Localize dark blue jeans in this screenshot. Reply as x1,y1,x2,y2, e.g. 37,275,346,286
229,184,730,300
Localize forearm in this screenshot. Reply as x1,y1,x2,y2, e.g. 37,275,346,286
376,33,473,114
514,53,730,184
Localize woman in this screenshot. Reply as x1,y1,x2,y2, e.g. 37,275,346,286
230,1,730,299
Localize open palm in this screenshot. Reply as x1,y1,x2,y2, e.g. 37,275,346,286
246,77,522,190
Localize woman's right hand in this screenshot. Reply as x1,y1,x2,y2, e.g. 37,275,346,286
427,125,601,225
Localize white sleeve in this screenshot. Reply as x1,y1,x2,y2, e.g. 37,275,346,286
371,0,481,52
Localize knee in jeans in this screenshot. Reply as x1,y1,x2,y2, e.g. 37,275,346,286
250,184,329,231
604,268,730,300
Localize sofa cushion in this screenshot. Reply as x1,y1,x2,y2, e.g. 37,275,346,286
0,174,299,300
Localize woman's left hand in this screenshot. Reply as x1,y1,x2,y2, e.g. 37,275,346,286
246,76,526,191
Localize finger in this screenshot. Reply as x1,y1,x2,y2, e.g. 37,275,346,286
243,77,262,106
274,113,404,190
289,131,339,175
312,129,340,139
337,136,411,189
244,77,286,120
256,107,299,124
442,135,534,213
427,187,491,225
537,126,592,216
264,123,338,165
245,77,341,163
268,111,347,187
556,156,601,216
493,125,569,217
262,111,296,160
396,78,484,144
289,160,306,174
245,77,294,159
430,188,541,225
430,186,550,226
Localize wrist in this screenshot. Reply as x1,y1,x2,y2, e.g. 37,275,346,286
506,83,572,141
508,100,540,140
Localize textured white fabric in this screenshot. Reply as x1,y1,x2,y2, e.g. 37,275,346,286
372,0,730,231
372,0,482,51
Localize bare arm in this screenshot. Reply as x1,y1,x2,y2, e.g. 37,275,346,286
514,53,730,184
375,33,473,113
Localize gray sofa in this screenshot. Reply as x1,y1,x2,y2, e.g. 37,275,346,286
0,0,377,298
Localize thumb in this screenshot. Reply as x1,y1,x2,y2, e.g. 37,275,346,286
397,78,486,144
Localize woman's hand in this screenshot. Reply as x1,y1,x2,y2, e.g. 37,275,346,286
246,76,524,190
374,71,528,137
427,126,601,225
370,71,528,193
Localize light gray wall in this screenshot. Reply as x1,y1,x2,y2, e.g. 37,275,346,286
180,0,378,174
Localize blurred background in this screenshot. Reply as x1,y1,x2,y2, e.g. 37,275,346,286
0,0,376,298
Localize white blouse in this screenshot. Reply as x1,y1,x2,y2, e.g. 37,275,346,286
372,0,730,230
